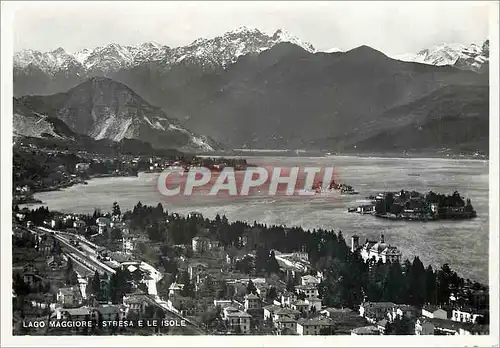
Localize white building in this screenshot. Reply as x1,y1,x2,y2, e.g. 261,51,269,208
122,236,135,254
296,317,335,335
96,217,111,235
223,306,252,334
75,163,90,172
294,284,319,299
355,234,402,263
422,305,448,320
351,325,380,335
452,308,484,324
244,293,261,311
300,274,320,286
192,236,219,253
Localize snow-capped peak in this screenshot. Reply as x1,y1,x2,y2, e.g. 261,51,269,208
392,40,489,72
73,48,92,65
229,25,262,35
14,26,318,74
271,29,316,53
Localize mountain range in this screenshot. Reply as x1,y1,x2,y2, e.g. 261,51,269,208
13,27,490,155
14,26,315,96
393,40,489,73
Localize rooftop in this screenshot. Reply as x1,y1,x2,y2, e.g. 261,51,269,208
95,305,122,315
361,301,396,309
263,304,281,312
298,317,334,326
420,317,483,332
323,307,354,314
301,275,318,281
277,316,297,323
423,305,443,313
63,306,92,316
295,284,317,291
276,308,300,316
293,300,309,306
245,293,260,300
226,310,252,318
351,325,380,335
58,287,76,296
377,319,388,327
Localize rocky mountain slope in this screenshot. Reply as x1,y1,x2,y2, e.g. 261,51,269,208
393,40,489,72
13,98,76,139
15,77,217,152
316,85,489,155
14,27,315,96
133,43,486,151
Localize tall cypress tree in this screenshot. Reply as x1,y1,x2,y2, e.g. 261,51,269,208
91,270,101,299
424,265,437,305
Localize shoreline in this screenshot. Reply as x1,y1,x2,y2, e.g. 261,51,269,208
31,173,139,194
223,152,489,161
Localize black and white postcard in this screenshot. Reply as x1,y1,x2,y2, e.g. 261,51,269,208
1,1,498,347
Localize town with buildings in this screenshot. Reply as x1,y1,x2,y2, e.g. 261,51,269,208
12,200,489,336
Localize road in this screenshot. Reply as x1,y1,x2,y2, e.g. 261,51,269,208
34,226,116,276
28,224,207,335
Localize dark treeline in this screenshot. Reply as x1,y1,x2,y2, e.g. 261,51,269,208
20,202,488,318
374,190,476,219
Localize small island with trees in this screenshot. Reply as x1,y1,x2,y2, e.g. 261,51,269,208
351,190,477,221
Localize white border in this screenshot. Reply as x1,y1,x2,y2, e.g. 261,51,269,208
1,1,499,347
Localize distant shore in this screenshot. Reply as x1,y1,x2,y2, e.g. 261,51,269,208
209,150,488,161
30,173,138,194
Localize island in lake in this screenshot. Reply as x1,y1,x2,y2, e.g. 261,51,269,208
350,190,477,221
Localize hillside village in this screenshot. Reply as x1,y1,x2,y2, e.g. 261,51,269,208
13,200,489,336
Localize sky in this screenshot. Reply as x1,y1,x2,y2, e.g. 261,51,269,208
11,1,492,55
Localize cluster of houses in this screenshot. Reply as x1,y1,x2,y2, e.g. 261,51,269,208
166,268,338,335
16,209,489,337
355,302,489,336
163,244,489,336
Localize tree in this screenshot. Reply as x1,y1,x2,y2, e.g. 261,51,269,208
255,247,269,274
111,228,123,241
235,256,255,275
437,263,453,304
102,226,109,240
375,199,387,214
91,270,101,298
112,202,121,219
267,286,278,302
267,251,281,275
13,273,30,296
216,280,230,299
138,283,148,294
424,265,437,305
386,316,413,335
65,258,78,285
180,271,195,298
246,280,257,295
286,275,295,292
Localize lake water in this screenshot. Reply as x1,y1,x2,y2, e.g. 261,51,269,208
24,156,489,284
